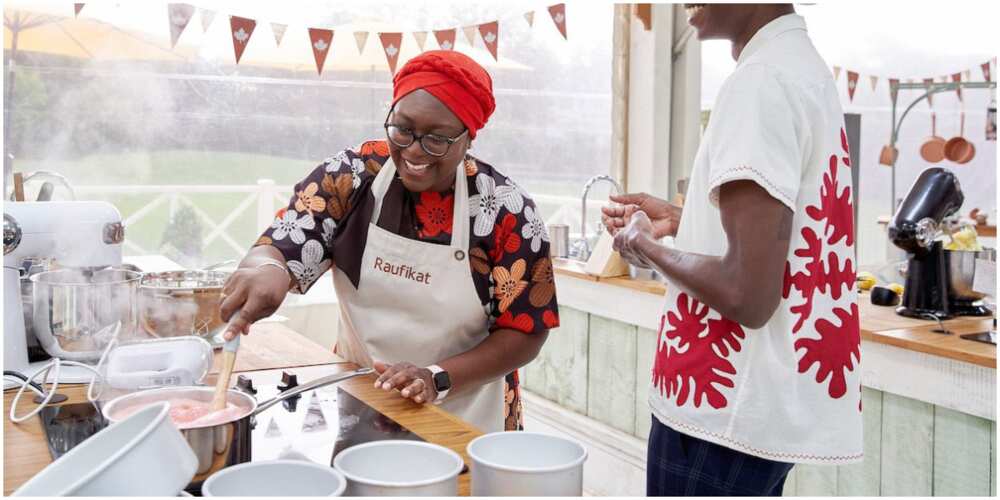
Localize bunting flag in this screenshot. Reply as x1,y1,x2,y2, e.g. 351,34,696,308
524,11,535,27
889,78,899,106
271,23,287,46
353,31,369,53
434,28,456,50
167,4,195,49
74,3,85,17
229,16,256,64
308,28,333,75
413,31,428,51
983,61,993,82
379,32,404,74
846,70,859,101
548,4,567,39
923,78,935,108
462,25,478,46
832,65,842,81
478,21,499,61
952,73,962,101
962,69,971,81
869,75,878,92
200,9,215,33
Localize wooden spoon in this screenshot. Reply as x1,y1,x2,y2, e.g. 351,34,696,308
210,310,242,411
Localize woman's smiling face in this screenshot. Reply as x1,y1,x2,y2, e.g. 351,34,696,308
386,89,471,193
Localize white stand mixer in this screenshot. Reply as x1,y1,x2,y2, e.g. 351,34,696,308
3,201,125,387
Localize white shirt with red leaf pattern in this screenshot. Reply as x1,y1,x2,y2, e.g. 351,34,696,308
648,14,862,465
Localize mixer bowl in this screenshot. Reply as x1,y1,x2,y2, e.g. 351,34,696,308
139,270,230,342
31,268,142,362
945,249,994,301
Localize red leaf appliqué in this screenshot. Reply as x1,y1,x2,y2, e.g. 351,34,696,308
839,127,851,167
805,155,854,246
794,303,861,398
652,293,746,410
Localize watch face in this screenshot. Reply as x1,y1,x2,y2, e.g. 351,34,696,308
432,370,452,392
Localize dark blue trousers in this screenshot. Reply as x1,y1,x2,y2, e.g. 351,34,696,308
646,418,795,496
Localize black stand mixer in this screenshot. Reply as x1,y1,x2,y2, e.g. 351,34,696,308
889,168,992,319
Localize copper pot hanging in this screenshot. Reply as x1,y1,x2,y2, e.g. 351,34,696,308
919,112,946,163
944,111,976,164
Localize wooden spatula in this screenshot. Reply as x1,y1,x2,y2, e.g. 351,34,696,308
210,310,242,411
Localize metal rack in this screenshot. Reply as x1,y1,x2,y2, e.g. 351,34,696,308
887,81,996,213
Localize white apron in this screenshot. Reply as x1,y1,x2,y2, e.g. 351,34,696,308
331,157,504,433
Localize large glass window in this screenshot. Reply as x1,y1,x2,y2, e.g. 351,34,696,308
4,1,612,266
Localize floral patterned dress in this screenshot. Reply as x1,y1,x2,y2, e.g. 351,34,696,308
256,140,559,431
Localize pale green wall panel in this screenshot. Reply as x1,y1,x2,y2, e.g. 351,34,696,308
782,466,798,496
992,421,996,497
795,465,837,496
634,326,658,440
880,393,934,496
836,387,883,496
587,315,637,434
523,306,589,414
932,406,992,496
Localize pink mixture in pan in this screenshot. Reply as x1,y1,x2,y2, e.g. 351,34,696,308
112,398,246,429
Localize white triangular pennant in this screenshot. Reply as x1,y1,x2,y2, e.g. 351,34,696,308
524,11,535,27
463,25,477,46
869,75,878,92
271,23,287,46
199,9,215,33
832,65,841,80
354,31,369,54
413,31,428,51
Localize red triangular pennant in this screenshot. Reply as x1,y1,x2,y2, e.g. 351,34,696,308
74,3,85,17
846,70,859,102
924,78,935,108
952,73,962,101
308,28,334,75
229,16,257,64
983,61,992,82
548,4,567,39
434,29,456,50
167,4,195,49
478,21,499,61
379,32,404,74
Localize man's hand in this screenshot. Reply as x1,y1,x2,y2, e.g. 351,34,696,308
219,262,291,340
612,210,656,268
373,361,438,404
602,193,682,238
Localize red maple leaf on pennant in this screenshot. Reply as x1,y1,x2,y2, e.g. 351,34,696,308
652,294,746,410
794,303,861,398
805,155,854,246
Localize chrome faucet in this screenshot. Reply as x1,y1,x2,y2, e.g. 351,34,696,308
572,175,622,261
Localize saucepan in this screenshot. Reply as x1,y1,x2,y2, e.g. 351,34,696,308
101,367,373,491
13,402,198,496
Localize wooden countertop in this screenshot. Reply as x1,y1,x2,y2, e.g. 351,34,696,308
553,259,995,368
3,325,480,496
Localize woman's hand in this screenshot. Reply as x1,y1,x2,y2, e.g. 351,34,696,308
601,192,682,238
613,210,656,268
373,361,437,404
219,255,292,340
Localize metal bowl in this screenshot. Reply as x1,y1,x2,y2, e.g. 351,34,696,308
139,270,230,342
945,249,992,301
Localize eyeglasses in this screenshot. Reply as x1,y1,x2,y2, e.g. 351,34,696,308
383,111,468,158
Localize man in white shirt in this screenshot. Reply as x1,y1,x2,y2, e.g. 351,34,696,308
603,4,862,496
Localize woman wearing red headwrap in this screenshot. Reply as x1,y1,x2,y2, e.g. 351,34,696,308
222,51,558,432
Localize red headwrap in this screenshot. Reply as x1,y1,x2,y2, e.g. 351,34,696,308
392,50,496,139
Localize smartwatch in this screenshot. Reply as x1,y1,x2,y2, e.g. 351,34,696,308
426,364,451,403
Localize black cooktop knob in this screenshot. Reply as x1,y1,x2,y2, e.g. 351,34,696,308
236,375,257,395
278,372,298,392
